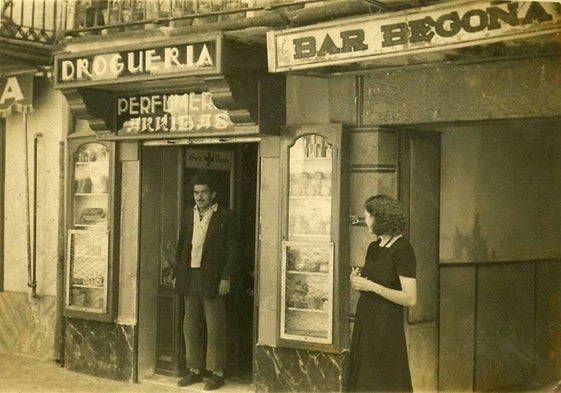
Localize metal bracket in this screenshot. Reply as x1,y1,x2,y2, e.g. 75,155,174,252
350,216,366,226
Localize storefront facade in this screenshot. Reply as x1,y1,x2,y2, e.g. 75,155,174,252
53,26,281,383
50,1,561,392
262,1,561,392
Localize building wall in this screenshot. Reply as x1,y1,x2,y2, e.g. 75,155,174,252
362,57,561,124
359,54,561,390
0,77,67,359
259,57,561,391
440,123,561,263
438,123,561,391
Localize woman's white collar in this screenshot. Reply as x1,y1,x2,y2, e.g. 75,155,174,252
381,234,403,248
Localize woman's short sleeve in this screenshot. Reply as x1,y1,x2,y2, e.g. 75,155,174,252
394,240,417,278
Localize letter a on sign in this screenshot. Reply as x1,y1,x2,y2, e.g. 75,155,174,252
0,73,33,118
0,77,24,104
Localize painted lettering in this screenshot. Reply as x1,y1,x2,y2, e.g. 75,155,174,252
110,54,124,74
0,77,24,104
381,23,408,47
487,2,519,30
294,29,369,59
340,29,368,53
380,2,554,47
197,44,214,67
117,92,234,134
117,97,128,115
317,34,341,57
61,60,75,82
165,47,181,68
214,113,230,129
409,17,435,44
294,37,317,59
462,9,488,33
58,42,216,83
521,2,553,25
76,58,91,79
128,52,143,74
435,12,461,37
92,56,107,75
145,49,161,72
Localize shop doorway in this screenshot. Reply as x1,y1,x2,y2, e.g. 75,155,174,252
137,142,258,387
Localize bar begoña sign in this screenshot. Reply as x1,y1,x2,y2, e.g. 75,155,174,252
267,0,561,72
116,92,234,135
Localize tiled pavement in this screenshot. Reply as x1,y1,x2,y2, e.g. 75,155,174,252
0,353,253,393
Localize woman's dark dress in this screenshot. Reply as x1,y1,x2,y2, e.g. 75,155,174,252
349,236,417,392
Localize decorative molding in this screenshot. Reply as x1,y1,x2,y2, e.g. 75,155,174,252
62,89,111,133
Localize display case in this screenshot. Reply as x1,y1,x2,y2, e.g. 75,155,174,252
280,124,347,351
65,140,118,321
281,241,333,343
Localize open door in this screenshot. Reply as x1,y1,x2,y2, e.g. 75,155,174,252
400,130,440,393
138,143,258,383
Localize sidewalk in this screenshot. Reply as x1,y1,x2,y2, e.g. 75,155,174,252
2,352,560,393
0,353,253,393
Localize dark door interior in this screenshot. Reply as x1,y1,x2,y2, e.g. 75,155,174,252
140,143,257,380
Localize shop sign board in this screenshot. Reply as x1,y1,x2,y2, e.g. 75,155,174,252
55,37,220,88
116,91,234,136
185,148,233,171
267,0,561,72
0,73,33,118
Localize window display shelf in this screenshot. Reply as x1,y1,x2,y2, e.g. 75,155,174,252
66,140,116,322
289,196,330,200
72,284,104,289
291,157,332,161
281,241,333,344
291,232,330,240
286,330,328,339
280,124,345,351
287,270,328,276
287,308,328,314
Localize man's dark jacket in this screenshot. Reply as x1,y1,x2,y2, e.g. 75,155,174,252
174,205,238,297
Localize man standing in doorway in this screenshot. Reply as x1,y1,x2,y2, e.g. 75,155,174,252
174,172,238,390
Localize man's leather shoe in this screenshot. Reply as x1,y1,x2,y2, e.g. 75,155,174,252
204,374,225,390
177,371,202,387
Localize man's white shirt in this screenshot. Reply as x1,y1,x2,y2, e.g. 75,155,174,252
190,203,218,268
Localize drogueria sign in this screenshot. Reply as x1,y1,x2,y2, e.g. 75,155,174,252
267,1,561,72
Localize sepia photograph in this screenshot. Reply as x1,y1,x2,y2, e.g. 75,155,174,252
0,0,560,392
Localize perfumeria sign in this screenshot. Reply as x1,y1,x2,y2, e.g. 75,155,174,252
116,92,234,135
267,0,561,72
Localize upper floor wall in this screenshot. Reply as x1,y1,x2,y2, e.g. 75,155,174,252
0,0,370,45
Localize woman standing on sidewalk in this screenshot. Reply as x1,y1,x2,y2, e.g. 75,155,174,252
348,194,418,392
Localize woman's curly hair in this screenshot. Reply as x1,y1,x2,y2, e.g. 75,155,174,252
364,194,406,236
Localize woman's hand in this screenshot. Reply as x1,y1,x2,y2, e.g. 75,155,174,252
350,267,361,279
350,267,369,291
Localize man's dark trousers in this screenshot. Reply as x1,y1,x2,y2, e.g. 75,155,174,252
183,268,227,373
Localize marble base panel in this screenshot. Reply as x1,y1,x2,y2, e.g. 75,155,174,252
255,345,348,392
0,292,56,359
65,318,135,381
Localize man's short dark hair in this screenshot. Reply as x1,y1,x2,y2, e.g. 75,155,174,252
189,172,216,193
